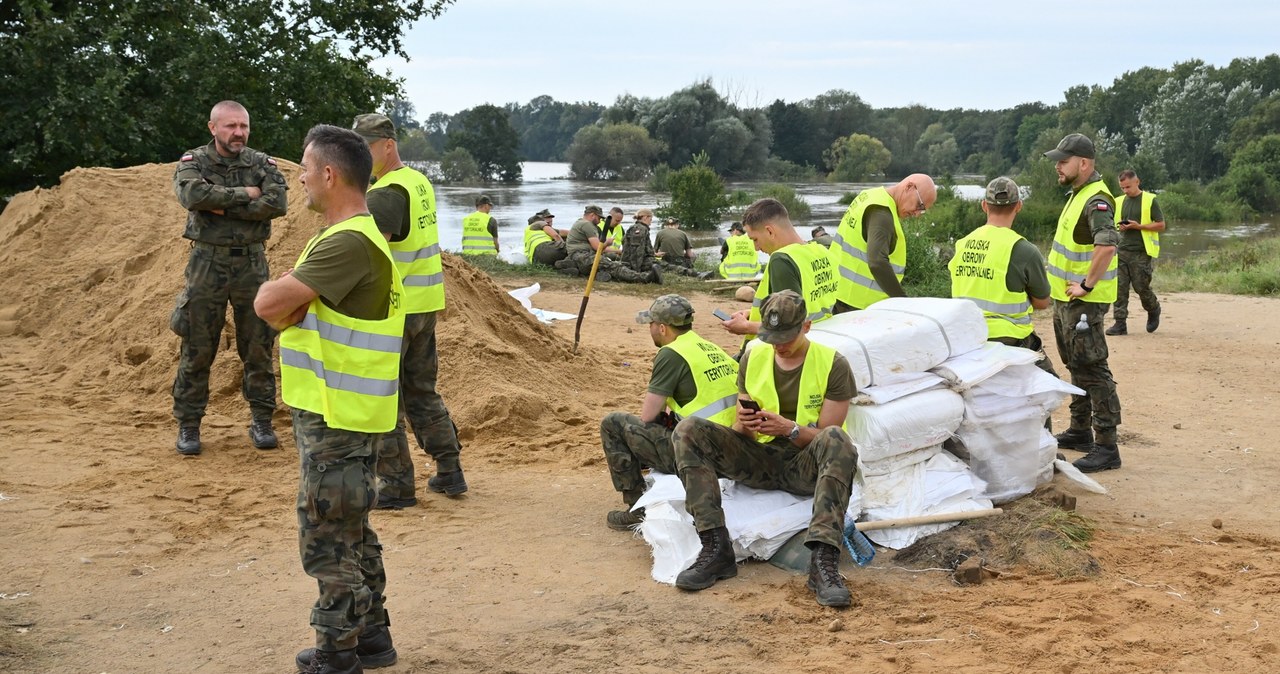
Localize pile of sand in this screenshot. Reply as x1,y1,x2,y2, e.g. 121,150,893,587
0,162,629,464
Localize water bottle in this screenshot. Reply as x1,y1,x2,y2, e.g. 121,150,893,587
1075,313,1089,333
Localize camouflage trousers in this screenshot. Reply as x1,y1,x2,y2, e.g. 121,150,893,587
672,416,858,549
565,250,653,283
599,412,678,503
375,311,462,500
622,254,701,278
293,409,387,651
171,244,276,425
531,240,568,266
1053,300,1122,444
1113,249,1160,321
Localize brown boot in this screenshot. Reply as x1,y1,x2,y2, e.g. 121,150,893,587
675,526,736,590
806,542,852,607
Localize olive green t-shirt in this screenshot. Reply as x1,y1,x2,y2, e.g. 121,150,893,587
736,347,856,422
1119,194,1164,252
764,252,803,298
290,227,394,321
1007,238,1051,298
1069,173,1121,248
646,346,697,408
654,228,692,260
864,205,905,298
566,217,600,255
367,185,409,242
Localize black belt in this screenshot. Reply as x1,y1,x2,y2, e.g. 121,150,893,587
192,241,265,256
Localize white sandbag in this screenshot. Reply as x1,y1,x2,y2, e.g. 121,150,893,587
931,342,1041,390
808,297,988,389
1054,459,1109,494
859,444,941,478
860,452,993,549
855,371,947,405
956,413,1057,504
847,388,964,463
975,364,1083,416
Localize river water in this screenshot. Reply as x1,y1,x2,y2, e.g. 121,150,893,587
427,161,1273,263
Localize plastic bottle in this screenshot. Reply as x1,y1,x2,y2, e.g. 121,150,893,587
1075,313,1089,333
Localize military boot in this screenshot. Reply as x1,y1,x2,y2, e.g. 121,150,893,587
806,542,852,607
427,469,468,496
296,625,397,671
675,526,737,591
1146,307,1161,333
249,418,278,449
176,425,201,456
595,271,612,283
1055,428,1094,451
1105,320,1128,336
1073,443,1121,473
374,494,417,510
295,648,362,674
649,263,664,284
606,506,645,531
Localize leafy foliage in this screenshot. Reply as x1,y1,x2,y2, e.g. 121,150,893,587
658,153,731,230
824,134,892,182
566,123,665,180
446,104,522,183
437,148,480,183
729,184,812,222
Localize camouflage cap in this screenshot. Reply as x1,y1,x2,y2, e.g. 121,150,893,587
584,205,603,216
756,290,807,345
536,208,555,218
1044,133,1095,161
476,195,492,207
352,113,396,140
984,177,1021,205
663,217,679,226
635,294,695,327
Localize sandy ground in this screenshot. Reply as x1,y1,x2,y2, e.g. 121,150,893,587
2,164,1279,673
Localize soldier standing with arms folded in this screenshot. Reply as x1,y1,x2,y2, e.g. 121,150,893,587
171,100,288,456
354,113,467,507
1108,169,1165,335
255,124,403,674
830,174,936,312
599,295,739,531
1043,133,1124,473
460,195,499,256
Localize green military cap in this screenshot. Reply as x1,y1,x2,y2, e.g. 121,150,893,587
1044,133,1095,161
635,294,695,327
352,113,396,140
536,208,555,219
584,205,603,216
476,195,493,207
984,177,1022,205
528,215,543,225
757,289,806,345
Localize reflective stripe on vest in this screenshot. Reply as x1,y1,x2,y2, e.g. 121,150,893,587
949,224,1034,340
744,340,839,443
461,211,497,255
662,331,740,427
524,223,553,262
279,215,406,433
1047,179,1117,303
718,234,761,280
370,167,444,313
1116,191,1160,258
831,186,905,309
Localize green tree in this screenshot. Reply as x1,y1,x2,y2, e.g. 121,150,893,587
659,152,730,230
566,123,664,180
397,129,435,162
824,134,892,182
438,147,480,183
0,0,455,201
915,123,959,175
447,104,522,182
384,97,421,131
1136,65,1262,182
1224,135,1280,213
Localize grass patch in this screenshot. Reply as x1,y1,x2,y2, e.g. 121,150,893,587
457,253,724,298
1157,232,1280,296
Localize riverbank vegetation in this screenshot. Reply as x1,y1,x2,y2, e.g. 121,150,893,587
1157,233,1280,296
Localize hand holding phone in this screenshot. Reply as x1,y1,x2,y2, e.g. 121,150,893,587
738,398,761,413
713,308,731,321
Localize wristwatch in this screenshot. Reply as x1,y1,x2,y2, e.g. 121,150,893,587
787,423,801,441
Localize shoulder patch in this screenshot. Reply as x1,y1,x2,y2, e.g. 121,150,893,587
180,153,194,162
1093,202,1109,211
266,157,277,166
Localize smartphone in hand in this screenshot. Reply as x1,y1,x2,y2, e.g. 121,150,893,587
713,308,731,321
738,398,761,413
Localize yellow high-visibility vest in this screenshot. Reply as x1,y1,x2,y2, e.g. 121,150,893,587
524,223,553,262
370,167,444,313
661,330,740,427
748,242,837,330
1116,191,1160,258
719,234,761,279
1047,180,1117,303
832,186,905,309
949,224,1034,340
279,215,406,433
744,340,839,443
462,211,497,255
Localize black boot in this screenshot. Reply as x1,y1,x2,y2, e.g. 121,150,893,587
675,526,737,591
1106,320,1127,336
1146,307,1161,333
1073,443,1121,473
806,542,852,607
649,263,664,285
1055,428,1093,451
296,625,396,671
175,425,201,455
296,648,362,674
249,417,278,449
606,506,645,531
427,468,468,496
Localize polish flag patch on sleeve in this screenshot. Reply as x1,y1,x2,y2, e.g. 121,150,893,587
1094,203,1108,211
180,153,194,162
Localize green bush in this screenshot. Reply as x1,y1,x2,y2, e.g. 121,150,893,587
1159,233,1280,296
755,158,821,182
647,163,671,192
438,147,480,183
837,191,857,206
657,153,731,230
901,218,953,299
1156,181,1246,221
728,184,812,222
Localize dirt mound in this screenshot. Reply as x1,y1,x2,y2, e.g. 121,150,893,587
0,162,628,466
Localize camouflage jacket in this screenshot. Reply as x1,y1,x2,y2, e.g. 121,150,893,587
174,141,288,245
622,222,656,270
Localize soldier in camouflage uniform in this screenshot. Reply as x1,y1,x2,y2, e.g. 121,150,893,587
556,205,662,283
619,208,706,279
671,290,858,608
171,100,288,456
600,294,738,531
255,125,400,674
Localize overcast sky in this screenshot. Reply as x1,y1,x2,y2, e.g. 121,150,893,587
378,0,1280,118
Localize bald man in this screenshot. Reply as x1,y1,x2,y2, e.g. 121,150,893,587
171,100,289,456
830,173,936,311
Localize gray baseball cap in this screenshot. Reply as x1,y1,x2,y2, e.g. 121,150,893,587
635,294,695,327
984,177,1021,205
1044,133,1095,161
